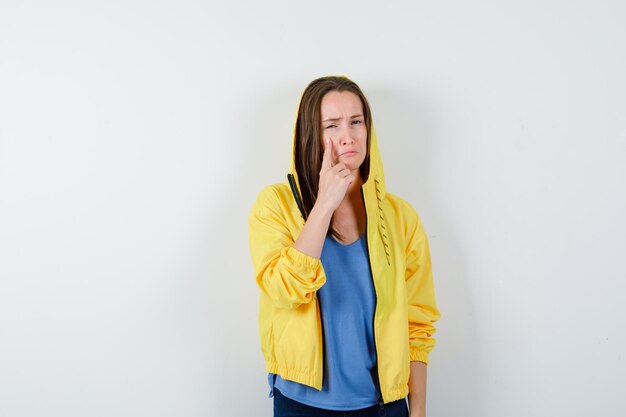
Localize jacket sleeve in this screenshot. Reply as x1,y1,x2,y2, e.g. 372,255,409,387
404,203,441,364
248,185,326,310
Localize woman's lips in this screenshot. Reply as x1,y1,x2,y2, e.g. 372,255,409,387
341,151,357,157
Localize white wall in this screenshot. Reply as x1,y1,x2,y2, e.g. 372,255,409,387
1,1,625,416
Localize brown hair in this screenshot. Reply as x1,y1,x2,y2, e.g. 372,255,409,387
294,76,372,241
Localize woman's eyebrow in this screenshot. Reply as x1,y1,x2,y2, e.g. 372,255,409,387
322,114,364,122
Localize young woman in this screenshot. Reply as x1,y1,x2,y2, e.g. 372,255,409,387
248,76,440,417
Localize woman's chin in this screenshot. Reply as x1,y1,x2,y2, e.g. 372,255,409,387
339,157,364,171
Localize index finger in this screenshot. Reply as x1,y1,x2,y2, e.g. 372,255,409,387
322,137,335,169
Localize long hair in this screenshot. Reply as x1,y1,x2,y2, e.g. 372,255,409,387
294,76,372,241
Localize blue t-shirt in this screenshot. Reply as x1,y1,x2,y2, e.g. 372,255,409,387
268,232,380,410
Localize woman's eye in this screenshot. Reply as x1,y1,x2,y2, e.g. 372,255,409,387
352,120,363,125
325,124,336,129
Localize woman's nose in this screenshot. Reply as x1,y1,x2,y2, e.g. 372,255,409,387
340,128,354,145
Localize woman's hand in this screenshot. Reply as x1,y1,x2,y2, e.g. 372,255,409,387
316,137,356,212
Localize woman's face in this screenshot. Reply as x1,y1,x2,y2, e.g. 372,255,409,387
320,91,367,171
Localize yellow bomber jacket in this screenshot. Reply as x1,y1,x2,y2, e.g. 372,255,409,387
247,123,440,404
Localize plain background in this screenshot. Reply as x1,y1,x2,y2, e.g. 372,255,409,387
1,1,625,416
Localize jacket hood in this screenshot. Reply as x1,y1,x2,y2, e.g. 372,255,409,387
287,80,387,221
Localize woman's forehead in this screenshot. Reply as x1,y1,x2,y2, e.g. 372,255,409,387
320,91,363,119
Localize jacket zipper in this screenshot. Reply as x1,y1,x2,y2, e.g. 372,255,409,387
287,174,307,221
361,186,385,409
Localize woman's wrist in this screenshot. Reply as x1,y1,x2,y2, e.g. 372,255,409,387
311,199,335,219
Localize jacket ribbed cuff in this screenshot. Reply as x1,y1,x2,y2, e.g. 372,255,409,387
285,246,322,271
409,348,429,364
